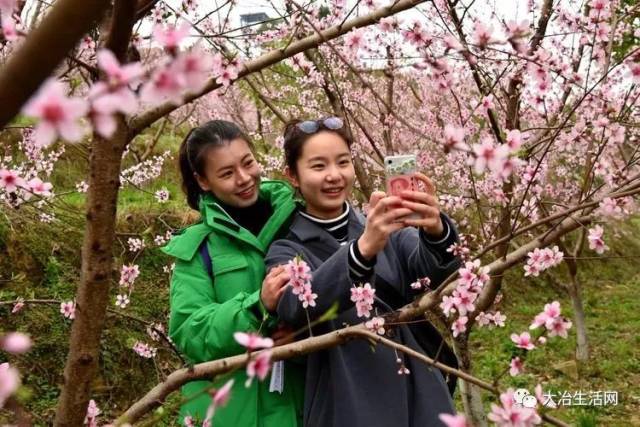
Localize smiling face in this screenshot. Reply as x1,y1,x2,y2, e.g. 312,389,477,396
195,137,261,208
287,131,355,219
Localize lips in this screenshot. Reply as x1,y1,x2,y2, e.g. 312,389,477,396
322,187,344,196
236,185,255,199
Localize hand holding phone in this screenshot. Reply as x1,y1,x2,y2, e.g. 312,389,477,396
399,171,444,238
357,192,413,259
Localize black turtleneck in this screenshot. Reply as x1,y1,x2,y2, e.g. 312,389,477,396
218,195,273,237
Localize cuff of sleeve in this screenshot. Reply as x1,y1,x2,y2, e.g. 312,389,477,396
243,289,275,324
348,240,377,281
352,240,377,268
421,214,454,246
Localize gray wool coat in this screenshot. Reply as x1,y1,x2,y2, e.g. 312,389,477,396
265,206,462,427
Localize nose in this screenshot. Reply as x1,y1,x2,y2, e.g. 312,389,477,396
236,167,251,186
325,165,341,182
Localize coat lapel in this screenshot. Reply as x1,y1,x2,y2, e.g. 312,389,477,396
288,214,339,261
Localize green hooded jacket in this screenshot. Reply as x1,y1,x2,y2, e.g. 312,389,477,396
161,180,304,426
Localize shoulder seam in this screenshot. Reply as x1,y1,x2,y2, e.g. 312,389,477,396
162,223,213,261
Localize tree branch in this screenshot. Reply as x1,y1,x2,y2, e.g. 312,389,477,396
128,0,428,136
117,326,570,427
0,0,111,129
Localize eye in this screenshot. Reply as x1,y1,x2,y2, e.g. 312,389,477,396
244,159,255,167
311,164,324,170
339,159,351,166
219,171,233,179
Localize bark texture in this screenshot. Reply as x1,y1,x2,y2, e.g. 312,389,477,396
54,0,136,424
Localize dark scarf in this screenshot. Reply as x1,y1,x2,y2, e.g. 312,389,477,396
218,195,273,237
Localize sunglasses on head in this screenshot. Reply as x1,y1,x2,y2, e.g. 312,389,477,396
294,117,344,134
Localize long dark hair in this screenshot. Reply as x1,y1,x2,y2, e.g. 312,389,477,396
282,118,353,174
179,120,252,210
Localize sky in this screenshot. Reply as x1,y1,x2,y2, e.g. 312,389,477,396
17,0,532,48
230,0,524,26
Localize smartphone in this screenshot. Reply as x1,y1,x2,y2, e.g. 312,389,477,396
384,154,420,220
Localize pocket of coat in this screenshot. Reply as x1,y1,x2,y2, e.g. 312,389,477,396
213,255,249,275
210,255,252,301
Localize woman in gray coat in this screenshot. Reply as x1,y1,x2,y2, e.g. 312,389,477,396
265,117,461,427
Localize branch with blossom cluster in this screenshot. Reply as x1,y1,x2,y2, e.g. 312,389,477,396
114,236,591,427
115,323,571,427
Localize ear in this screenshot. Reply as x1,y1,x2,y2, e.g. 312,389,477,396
284,166,299,188
194,172,211,192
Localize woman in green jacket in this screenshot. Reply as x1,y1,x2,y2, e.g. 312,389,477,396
161,120,304,426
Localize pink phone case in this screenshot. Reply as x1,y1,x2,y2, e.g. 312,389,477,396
385,155,420,220
387,175,415,197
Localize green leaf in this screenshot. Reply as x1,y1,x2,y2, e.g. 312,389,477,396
317,301,339,323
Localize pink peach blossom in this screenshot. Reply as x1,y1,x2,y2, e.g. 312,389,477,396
452,316,468,337
588,225,609,254
153,21,190,52
96,49,143,87
174,50,214,94
546,317,572,339
234,332,274,351
472,22,497,49
439,413,470,427
26,177,53,197
60,300,76,320
213,378,234,407
509,356,523,376
488,388,542,426
0,362,20,408
0,332,32,354
0,169,25,193
511,331,535,350
0,0,16,15
443,125,467,152
22,79,88,147
365,316,385,335
245,350,272,387
140,64,185,106
344,29,365,51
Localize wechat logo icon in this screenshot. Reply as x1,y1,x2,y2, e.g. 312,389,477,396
513,388,537,408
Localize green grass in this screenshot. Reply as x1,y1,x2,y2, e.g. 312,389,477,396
468,243,640,426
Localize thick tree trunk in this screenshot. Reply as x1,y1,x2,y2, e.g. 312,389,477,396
54,0,136,422
453,336,488,427
54,122,130,426
560,235,590,366
353,156,373,200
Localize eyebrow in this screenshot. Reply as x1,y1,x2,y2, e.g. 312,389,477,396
307,152,350,162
